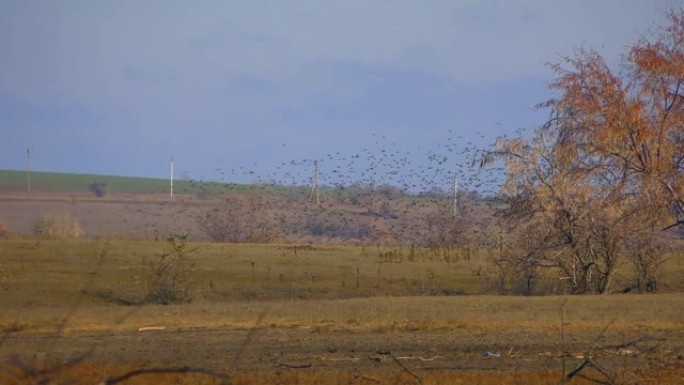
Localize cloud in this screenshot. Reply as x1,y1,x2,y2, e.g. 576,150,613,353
2,1,670,106
0,0,678,180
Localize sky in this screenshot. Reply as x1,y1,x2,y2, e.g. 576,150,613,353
0,0,680,194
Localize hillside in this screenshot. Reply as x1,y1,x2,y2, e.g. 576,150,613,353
0,169,272,195
0,169,498,246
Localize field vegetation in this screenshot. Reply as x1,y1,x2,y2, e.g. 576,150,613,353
1,239,684,384
3,8,684,385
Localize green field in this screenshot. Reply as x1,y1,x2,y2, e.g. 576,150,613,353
0,169,478,201
0,169,301,195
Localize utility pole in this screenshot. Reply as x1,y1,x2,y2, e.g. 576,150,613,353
26,147,31,193
453,179,458,217
309,160,320,205
170,155,174,198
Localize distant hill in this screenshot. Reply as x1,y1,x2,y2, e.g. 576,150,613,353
0,169,499,246
0,169,293,196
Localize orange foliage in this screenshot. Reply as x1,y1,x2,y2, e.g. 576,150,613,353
486,8,684,295
546,9,684,229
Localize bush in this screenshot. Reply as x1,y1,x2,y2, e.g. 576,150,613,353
32,215,84,240
143,234,198,304
197,195,282,243
0,222,12,238
89,181,109,197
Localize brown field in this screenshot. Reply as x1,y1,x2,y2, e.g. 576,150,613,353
0,187,498,246
0,192,212,240
1,238,684,384
1,192,684,384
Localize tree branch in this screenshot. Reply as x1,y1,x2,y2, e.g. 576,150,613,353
662,219,684,231
101,367,228,385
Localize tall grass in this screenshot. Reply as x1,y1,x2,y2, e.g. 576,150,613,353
32,215,84,240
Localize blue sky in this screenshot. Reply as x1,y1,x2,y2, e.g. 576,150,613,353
0,1,679,194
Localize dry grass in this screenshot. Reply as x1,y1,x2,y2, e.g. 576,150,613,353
0,240,491,308
3,363,684,385
1,239,684,384
31,214,84,240
1,294,682,335
2,239,682,308
1,239,683,334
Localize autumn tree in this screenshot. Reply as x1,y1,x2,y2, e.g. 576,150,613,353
485,9,684,294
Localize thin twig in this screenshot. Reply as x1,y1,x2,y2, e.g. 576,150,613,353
600,336,664,352
662,220,684,231
560,359,591,384
560,298,567,377
353,373,385,384
558,318,616,385
589,358,616,384
231,306,268,370
56,244,110,335
101,367,228,385
377,351,423,385
275,362,312,369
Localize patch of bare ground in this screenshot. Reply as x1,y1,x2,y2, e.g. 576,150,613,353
0,188,496,245
0,192,214,239
2,296,684,383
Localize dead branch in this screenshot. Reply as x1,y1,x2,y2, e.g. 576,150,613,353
353,373,385,384
377,350,423,385
560,298,567,377
558,320,617,385
560,358,591,384
100,367,228,385
556,317,667,385
275,362,312,369
600,337,665,353
661,219,684,231
231,306,268,370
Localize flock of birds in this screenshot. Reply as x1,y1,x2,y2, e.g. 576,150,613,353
131,127,524,245
153,130,515,245
196,130,507,198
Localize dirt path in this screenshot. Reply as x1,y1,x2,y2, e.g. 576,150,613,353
3,326,680,374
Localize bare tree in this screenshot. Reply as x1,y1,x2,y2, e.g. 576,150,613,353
483,10,684,293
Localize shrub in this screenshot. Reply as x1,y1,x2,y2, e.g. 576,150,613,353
89,181,109,197
197,195,282,243
143,233,198,304
0,222,12,238
32,215,84,240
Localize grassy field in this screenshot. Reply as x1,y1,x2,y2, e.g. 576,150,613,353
3,239,683,309
0,169,411,199
0,240,491,310
0,169,293,195
0,168,488,201
1,239,684,384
